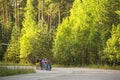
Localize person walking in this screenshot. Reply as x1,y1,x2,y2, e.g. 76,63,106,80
44,58,48,70
36,59,40,70
47,59,52,70
41,58,45,70
39,58,42,70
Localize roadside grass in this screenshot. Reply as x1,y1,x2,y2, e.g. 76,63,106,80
0,67,35,76
86,64,120,70
0,61,34,66
53,64,120,70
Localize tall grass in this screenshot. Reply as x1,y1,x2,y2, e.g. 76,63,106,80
53,64,120,70
0,67,35,76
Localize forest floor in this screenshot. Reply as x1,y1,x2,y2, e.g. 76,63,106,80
0,67,120,80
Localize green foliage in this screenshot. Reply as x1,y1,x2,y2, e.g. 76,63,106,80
53,0,120,66
20,28,36,58
0,0,14,61
20,0,37,62
20,0,55,64
4,26,21,63
22,0,36,34
35,19,55,61
53,0,102,65
0,0,74,63
0,0,120,66
53,18,72,65
104,24,120,65
103,10,120,65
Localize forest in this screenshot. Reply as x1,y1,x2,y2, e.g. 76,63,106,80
0,0,120,66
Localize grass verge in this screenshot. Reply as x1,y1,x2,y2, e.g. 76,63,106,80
0,67,35,77
0,61,34,66
53,64,120,70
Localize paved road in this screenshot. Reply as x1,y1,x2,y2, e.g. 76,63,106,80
0,67,120,80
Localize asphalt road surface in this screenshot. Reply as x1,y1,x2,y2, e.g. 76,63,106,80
0,67,120,80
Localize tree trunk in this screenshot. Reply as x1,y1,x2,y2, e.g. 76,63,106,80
48,14,50,29
50,10,52,29
38,0,41,22
15,0,18,26
48,10,52,30
1,0,8,56
2,1,6,41
58,3,61,26
18,0,20,28
42,0,45,19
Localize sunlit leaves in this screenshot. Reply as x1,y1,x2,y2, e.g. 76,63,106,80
4,26,21,63
53,0,120,65
20,0,36,60
104,24,120,64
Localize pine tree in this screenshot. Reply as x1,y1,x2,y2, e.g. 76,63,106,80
37,19,54,58
104,11,120,65
104,24,120,65
20,0,37,63
53,17,73,65
4,26,21,63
